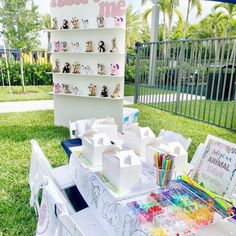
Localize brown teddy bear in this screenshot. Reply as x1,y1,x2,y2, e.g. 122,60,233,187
88,83,97,96
110,37,118,53
72,63,81,74
97,63,105,75
85,41,93,52
97,17,105,28
71,17,80,29
52,59,60,73
51,17,58,30
62,84,71,93
61,41,68,52
111,84,121,98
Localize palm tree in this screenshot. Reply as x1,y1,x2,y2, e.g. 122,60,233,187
183,0,202,39
126,5,143,48
213,3,236,36
41,13,51,51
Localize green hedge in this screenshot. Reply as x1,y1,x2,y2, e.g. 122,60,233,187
0,61,52,86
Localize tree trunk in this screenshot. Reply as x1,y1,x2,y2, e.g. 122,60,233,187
20,50,25,93
183,0,191,39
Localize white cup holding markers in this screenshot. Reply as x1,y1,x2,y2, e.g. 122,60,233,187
154,153,175,188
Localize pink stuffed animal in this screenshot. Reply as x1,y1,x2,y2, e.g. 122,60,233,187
111,64,120,76
53,83,61,93
54,41,61,52
114,17,124,27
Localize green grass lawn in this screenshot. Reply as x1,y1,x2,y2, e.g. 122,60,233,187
0,106,235,234
0,86,53,102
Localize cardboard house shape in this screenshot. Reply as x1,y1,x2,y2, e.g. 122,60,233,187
82,130,113,167
88,118,118,142
103,147,142,192
122,124,156,156
146,138,188,177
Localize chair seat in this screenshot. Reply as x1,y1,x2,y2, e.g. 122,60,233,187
71,208,108,236
61,138,82,158
53,164,74,189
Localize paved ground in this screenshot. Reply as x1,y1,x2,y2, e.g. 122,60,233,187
0,97,135,113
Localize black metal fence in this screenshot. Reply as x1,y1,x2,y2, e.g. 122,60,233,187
134,37,236,131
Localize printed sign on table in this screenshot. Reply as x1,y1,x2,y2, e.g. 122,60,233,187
192,135,236,196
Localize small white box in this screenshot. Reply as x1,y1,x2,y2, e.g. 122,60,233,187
82,131,113,166
122,124,156,156
103,147,142,192
146,139,188,177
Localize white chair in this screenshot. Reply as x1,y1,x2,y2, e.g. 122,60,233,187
158,129,192,151
29,140,75,216
37,177,108,236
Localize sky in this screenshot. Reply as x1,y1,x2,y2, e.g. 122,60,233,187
6,0,222,48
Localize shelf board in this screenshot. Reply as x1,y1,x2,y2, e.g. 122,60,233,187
52,52,125,56
48,27,125,32
47,72,123,79
50,92,123,101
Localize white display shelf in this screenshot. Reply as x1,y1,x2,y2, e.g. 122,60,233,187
47,72,123,79
48,28,125,33
50,92,123,100
52,52,125,56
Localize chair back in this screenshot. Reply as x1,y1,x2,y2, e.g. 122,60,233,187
158,129,192,151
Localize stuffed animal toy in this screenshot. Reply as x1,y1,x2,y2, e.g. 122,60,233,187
101,86,108,97
62,63,71,73
52,59,60,73
110,64,120,76
110,37,118,53
114,17,124,27
97,17,105,28
81,19,89,28
111,84,121,98
62,84,71,93
54,41,61,52
53,83,61,93
72,86,80,95
98,41,105,53
85,41,93,52
51,17,58,30
82,65,91,75
71,42,80,52
61,19,69,29
61,41,68,52
97,63,105,75
71,17,80,29
72,63,81,74
88,83,97,96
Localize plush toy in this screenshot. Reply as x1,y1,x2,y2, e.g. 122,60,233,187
61,19,69,29
110,37,118,53
62,84,71,93
85,41,93,52
110,64,120,76
81,19,89,28
52,59,60,73
88,83,97,96
114,17,124,27
54,41,61,52
71,17,80,29
71,42,80,52
51,17,58,30
101,86,108,97
62,63,71,73
97,17,105,28
97,63,105,75
72,86,80,95
82,65,91,74
53,83,61,93
61,41,68,52
111,84,121,98
98,41,105,53
72,63,81,74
